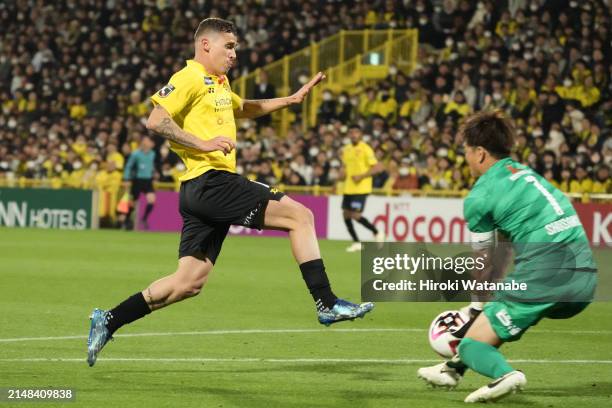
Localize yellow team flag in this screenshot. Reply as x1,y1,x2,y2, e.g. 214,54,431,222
116,192,133,214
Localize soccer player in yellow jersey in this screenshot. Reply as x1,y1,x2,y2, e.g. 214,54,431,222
341,124,385,252
86,18,373,366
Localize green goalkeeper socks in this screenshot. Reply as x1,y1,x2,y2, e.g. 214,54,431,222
458,337,514,379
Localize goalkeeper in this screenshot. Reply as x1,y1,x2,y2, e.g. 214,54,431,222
417,111,597,403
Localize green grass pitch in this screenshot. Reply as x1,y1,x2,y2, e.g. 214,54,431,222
1,228,611,407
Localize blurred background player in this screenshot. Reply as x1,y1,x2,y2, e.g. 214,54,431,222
417,111,597,403
120,135,156,230
87,18,373,367
341,124,385,252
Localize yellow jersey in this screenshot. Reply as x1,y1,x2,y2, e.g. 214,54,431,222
150,59,243,181
342,141,377,194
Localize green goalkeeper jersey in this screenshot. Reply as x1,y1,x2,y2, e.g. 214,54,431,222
464,158,596,293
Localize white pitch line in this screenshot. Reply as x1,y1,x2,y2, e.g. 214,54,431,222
0,357,611,364
0,327,611,344
0,328,423,343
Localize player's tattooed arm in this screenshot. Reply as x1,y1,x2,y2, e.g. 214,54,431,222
147,105,235,154
146,105,204,149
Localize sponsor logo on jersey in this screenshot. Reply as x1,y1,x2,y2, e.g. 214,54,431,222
495,309,522,335
214,97,232,107
204,76,214,85
157,84,175,98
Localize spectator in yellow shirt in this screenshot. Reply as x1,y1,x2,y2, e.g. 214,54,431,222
105,143,125,170
559,169,571,193
577,76,601,108
569,166,593,194
65,160,85,188
95,161,124,223
69,96,87,120
592,166,611,194
376,90,398,123
543,169,560,189
444,91,471,120
358,88,379,118
127,90,150,117
555,78,581,101
71,135,87,156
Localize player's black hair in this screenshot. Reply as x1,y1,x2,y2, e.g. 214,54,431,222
194,18,237,40
460,110,515,158
348,123,361,131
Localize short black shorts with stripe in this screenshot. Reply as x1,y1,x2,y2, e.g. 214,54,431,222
130,178,154,199
342,194,368,212
178,170,284,263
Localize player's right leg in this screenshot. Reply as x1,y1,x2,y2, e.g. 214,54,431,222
264,196,374,325
141,190,156,230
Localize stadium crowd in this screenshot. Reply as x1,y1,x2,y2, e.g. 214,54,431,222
0,0,610,212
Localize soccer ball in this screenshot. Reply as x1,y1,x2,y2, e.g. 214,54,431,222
428,310,469,358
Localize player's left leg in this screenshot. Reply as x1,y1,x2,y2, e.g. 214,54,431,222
351,195,384,243
264,196,374,325
87,255,214,366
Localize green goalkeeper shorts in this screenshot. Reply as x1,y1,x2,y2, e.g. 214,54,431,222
484,300,590,342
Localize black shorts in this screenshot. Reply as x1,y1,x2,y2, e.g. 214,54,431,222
342,194,368,212
130,178,154,198
178,170,285,263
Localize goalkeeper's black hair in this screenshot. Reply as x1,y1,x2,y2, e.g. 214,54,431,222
460,110,515,159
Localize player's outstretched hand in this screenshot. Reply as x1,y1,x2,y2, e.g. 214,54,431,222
200,136,236,155
291,72,326,103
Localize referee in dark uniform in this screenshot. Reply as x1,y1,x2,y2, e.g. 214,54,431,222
122,135,156,230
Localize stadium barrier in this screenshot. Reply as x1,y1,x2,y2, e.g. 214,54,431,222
233,29,419,135
0,187,99,230
136,192,610,246
1,179,610,223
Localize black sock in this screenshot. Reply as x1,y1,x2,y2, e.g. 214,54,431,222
143,203,154,221
124,207,133,227
344,218,359,242
357,216,378,234
105,292,151,335
300,259,338,311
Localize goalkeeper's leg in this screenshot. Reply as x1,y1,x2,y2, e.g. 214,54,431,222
459,311,526,403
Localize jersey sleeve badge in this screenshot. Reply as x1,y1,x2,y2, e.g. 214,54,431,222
157,84,175,98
